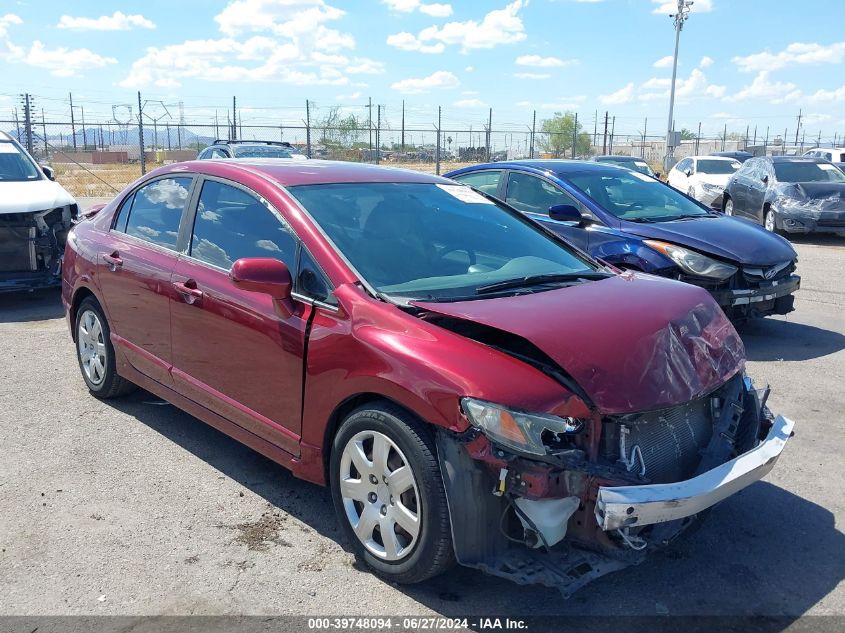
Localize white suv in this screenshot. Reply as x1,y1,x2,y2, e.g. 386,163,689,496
668,155,741,210
0,131,78,292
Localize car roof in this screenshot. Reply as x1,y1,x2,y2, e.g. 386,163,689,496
172,159,450,186
593,155,641,161
456,159,635,177
768,156,824,163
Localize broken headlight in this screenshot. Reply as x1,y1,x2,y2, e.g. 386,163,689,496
461,398,585,456
644,240,738,280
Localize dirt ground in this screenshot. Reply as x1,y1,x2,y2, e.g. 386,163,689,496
0,232,843,617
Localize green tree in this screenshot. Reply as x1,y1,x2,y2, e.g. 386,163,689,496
540,112,592,157
680,128,697,140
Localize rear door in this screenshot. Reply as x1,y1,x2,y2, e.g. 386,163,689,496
729,158,755,215
746,160,771,223
503,171,590,250
168,177,313,454
96,175,195,386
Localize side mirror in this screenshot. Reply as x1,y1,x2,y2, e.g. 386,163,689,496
230,258,293,315
684,169,692,177
654,172,662,179
762,175,769,184
41,164,55,181
548,204,583,223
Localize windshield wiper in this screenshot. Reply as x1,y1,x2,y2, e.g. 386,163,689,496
476,271,612,295
623,216,660,223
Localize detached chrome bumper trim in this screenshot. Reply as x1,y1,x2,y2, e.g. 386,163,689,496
595,415,795,531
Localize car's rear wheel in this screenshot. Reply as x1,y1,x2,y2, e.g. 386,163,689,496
724,197,734,216
330,402,454,584
75,297,135,399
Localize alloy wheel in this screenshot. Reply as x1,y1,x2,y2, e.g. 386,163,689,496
765,209,776,231
338,430,421,561
77,309,107,386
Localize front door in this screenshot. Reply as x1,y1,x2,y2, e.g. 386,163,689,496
169,178,309,454
503,171,591,250
96,175,195,386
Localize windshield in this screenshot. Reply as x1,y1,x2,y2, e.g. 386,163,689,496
0,141,42,182
233,145,304,159
696,159,740,175
566,169,710,221
287,182,598,301
598,158,654,176
774,161,845,183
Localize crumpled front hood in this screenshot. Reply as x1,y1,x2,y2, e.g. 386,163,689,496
0,179,76,215
413,273,745,415
622,215,796,266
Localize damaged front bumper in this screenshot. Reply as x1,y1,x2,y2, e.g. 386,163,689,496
595,414,794,531
438,375,795,596
710,274,800,310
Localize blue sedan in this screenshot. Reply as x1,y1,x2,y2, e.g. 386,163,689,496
445,160,800,319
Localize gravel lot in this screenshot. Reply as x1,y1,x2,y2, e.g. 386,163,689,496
1,220,843,617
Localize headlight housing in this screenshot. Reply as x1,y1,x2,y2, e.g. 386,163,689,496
461,398,585,456
698,182,724,195
644,240,738,280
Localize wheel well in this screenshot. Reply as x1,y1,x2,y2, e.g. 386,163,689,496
321,393,428,482
69,287,96,340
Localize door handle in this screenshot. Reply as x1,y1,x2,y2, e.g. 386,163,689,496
172,280,204,304
102,251,123,271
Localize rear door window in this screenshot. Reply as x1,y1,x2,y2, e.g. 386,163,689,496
120,177,193,251
451,170,503,195
505,172,578,216
189,180,297,270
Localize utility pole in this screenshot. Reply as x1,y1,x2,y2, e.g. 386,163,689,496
696,121,701,154
305,99,312,158
593,110,598,148
795,109,802,146
435,106,441,176
376,104,381,164
401,100,405,151
41,108,48,158
486,108,493,161
642,117,648,157
602,111,609,154
367,96,373,152
609,116,615,154
81,106,87,149
137,91,146,175
572,112,578,159
764,126,769,155
231,96,237,140
20,93,34,154
530,110,536,159
664,0,693,172
69,92,77,150
722,123,727,151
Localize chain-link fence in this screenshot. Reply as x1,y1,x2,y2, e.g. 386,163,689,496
5,93,843,197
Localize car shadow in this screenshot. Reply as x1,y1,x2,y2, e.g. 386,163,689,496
737,318,845,362
106,391,843,619
785,233,844,246
0,288,65,323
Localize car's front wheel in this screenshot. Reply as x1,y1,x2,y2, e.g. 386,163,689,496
764,207,777,232
330,402,454,584
75,297,135,399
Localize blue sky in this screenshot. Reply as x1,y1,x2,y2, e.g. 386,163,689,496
2,0,845,141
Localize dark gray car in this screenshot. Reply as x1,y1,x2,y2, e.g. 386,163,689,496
722,156,845,236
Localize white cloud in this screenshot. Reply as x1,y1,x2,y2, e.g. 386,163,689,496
516,98,586,111
635,67,725,102
732,41,845,73
465,65,474,72
0,13,23,57
382,0,453,17
57,11,155,31
600,82,635,105
516,54,576,68
391,70,459,94
651,0,712,14
804,85,845,104
336,91,362,100
386,0,527,54
453,98,488,108
723,71,800,104
653,55,673,68
514,72,551,79
5,39,117,77
121,0,364,88
699,55,713,68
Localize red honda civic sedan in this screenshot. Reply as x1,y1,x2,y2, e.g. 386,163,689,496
62,159,794,595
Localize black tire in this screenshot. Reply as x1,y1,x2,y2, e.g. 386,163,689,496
74,296,135,399
329,402,454,584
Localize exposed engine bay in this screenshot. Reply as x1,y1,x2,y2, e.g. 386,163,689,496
0,204,78,291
